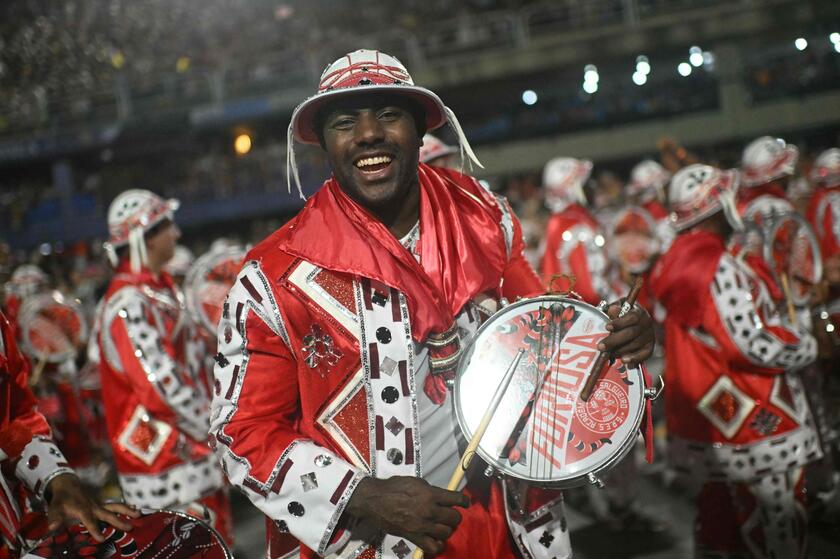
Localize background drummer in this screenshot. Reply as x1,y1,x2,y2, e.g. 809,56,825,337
209,49,655,559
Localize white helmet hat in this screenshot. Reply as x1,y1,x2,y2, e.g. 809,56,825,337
740,136,799,187
810,147,840,188
542,157,592,213
628,160,671,203
419,134,459,164
105,189,179,273
8,264,48,298
669,164,742,231
163,245,195,277
287,49,481,197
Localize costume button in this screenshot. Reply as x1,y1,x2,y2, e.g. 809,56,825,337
314,454,333,468
288,501,305,517
381,386,400,404
387,448,403,465
376,327,392,344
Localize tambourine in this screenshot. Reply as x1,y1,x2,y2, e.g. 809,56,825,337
453,296,650,489
184,246,246,334
18,291,87,364
22,509,231,558
762,211,822,306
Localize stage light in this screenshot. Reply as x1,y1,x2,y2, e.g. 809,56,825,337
831,32,840,44
689,52,703,67
234,133,252,155
176,57,190,73
835,42,840,54
39,243,52,256
636,55,651,75
582,80,598,94
703,51,715,65
522,90,538,105
794,38,808,51
678,62,692,77
632,71,647,86
689,46,702,55
584,64,599,84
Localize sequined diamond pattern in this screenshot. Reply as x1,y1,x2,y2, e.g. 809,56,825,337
697,376,756,439
385,416,405,436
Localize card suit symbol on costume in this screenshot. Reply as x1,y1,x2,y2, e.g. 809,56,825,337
540,531,555,548
381,356,398,376
392,539,411,558
385,416,405,436
302,324,343,373
314,454,333,467
288,501,305,517
750,408,782,436
300,472,318,492
371,290,388,307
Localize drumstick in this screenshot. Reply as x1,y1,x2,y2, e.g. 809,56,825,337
30,355,48,387
580,277,643,402
779,273,797,326
411,349,525,559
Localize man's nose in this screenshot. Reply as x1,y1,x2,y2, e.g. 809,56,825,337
354,111,385,145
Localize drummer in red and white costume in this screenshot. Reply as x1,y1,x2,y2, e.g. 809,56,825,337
419,133,459,170
650,164,820,558
539,157,610,304
627,160,675,252
209,49,655,559
1,309,137,557
737,136,799,216
96,189,232,543
807,148,840,285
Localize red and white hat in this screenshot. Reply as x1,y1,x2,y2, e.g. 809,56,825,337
542,157,592,213
286,49,481,196
104,189,179,272
628,160,671,203
419,134,458,164
7,264,48,298
810,147,840,188
669,164,742,231
740,136,799,188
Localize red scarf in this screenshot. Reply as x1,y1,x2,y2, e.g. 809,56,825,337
279,164,508,343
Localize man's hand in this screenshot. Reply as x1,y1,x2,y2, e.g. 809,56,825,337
46,473,139,542
345,476,469,556
599,303,655,368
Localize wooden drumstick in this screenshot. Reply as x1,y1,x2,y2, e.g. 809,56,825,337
29,355,47,387
779,273,797,326
411,349,525,559
579,277,644,402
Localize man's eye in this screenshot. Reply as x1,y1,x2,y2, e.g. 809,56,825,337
378,109,401,120
331,118,355,129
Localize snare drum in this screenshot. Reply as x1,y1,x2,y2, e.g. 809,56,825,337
454,296,647,489
18,291,87,364
184,246,246,335
22,509,231,558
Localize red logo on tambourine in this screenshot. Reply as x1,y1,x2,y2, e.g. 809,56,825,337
574,379,630,434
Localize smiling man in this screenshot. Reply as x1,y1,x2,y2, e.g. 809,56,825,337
211,49,655,559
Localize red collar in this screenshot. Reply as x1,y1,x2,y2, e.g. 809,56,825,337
279,164,508,341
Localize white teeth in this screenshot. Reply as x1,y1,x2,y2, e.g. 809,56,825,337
355,155,392,168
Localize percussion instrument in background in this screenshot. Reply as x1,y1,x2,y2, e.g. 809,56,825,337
184,246,246,335
22,509,231,559
18,291,88,366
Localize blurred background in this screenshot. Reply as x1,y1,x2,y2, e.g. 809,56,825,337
1,0,839,557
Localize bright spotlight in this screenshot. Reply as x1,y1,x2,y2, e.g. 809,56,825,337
835,42,840,53
831,32,840,44
583,80,598,94
234,133,252,155
794,37,808,51
678,62,692,77
689,46,702,55
522,90,538,105
584,66,599,83
632,71,647,86
636,61,651,75
702,51,715,65
689,52,704,67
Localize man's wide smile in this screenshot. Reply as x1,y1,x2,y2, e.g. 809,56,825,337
353,153,395,182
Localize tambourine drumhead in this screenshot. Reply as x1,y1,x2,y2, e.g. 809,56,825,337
184,247,246,334
23,509,231,558
762,212,822,306
18,292,87,364
454,296,645,489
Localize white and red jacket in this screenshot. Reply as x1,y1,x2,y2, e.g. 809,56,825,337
210,166,571,559
1,311,72,554
650,230,820,481
807,184,840,264
540,203,610,305
96,263,223,509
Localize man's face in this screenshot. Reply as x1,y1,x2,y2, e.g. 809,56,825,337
320,94,423,213
146,220,180,265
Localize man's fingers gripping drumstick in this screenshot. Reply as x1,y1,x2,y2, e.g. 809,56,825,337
580,277,644,402
411,349,525,559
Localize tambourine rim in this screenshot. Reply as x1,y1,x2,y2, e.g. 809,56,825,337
184,246,246,333
18,291,88,364
23,508,233,559
453,295,646,489
761,211,822,306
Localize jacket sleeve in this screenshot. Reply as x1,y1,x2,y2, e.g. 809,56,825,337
703,253,817,373
210,261,366,557
0,313,72,498
103,290,209,441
